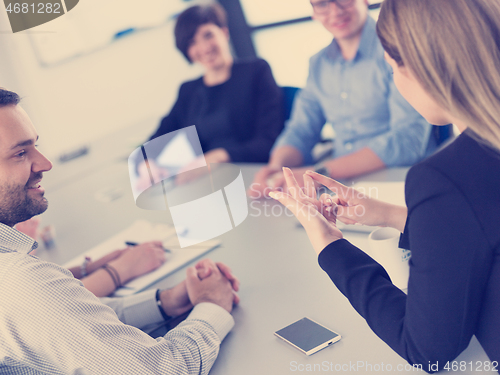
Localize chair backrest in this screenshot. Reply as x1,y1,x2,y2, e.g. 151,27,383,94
433,124,453,146
281,86,301,121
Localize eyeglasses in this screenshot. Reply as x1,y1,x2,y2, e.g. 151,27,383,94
310,0,355,14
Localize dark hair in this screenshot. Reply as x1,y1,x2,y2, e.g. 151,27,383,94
174,4,228,63
0,88,20,107
375,6,403,66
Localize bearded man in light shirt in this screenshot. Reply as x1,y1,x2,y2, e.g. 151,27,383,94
0,88,239,375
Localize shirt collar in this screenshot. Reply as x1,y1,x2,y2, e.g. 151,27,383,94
326,16,378,62
0,222,38,254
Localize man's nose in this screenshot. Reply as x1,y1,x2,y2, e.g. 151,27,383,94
32,149,53,173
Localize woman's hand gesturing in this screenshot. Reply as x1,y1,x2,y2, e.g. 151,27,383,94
269,167,343,255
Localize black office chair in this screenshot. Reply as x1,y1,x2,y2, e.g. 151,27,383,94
433,124,453,146
281,86,301,121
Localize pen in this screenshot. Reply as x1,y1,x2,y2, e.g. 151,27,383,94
125,241,171,253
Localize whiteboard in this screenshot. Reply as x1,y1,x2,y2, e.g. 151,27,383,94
29,0,190,65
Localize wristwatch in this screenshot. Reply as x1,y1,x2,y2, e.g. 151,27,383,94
155,289,171,321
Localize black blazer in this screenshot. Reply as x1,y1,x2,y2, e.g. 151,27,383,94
147,58,284,163
319,130,500,371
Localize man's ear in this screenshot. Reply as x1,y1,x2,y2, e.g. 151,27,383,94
310,3,318,22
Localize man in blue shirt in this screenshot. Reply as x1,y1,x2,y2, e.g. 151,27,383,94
250,0,435,197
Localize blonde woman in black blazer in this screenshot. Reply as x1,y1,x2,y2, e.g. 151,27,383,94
270,0,500,372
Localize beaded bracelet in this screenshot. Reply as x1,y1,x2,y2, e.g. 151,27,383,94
80,256,92,278
102,264,122,289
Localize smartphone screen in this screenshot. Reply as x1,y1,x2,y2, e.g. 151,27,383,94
274,317,341,355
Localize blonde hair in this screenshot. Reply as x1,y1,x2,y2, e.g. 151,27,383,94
376,0,500,152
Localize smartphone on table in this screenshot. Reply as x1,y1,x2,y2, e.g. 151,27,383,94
274,317,341,356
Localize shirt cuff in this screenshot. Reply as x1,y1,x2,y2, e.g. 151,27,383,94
186,302,235,341
122,289,164,328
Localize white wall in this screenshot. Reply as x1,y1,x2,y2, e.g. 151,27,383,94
253,8,382,88
253,21,333,88
0,1,381,159
0,4,202,159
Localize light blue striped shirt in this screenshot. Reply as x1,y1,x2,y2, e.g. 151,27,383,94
0,223,234,374
274,17,435,166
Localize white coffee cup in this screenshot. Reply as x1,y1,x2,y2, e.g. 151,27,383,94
368,227,411,290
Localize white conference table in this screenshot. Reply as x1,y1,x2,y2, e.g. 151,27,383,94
38,160,491,374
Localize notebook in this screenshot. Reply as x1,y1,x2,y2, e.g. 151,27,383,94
63,220,220,296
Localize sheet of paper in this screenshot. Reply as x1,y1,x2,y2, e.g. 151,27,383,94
335,181,405,233
63,220,220,296
156,131,197,168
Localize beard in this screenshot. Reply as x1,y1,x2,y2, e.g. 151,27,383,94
0,178,48,227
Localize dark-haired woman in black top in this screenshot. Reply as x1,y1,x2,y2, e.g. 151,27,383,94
137,4,283,187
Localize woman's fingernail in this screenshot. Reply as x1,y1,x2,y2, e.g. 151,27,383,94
326,198,333,205
270,192,282,199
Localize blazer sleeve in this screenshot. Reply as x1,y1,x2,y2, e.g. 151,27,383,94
318,163,492,372
222,60,285,163
143,84,187,162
